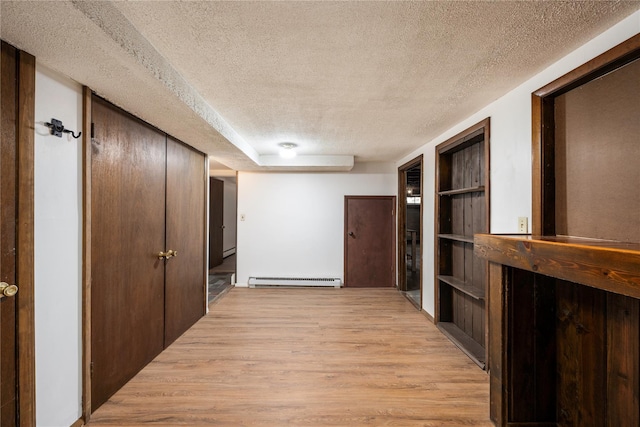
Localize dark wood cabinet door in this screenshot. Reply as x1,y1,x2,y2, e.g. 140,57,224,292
91,96,167,410
344,196,396,287
209,178,224,268
165,137,206,346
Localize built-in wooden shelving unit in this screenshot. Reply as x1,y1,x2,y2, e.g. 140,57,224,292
435,118,490,369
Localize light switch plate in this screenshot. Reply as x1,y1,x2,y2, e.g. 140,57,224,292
518,217,528,233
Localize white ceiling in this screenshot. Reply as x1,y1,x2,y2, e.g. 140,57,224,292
2,1,639,171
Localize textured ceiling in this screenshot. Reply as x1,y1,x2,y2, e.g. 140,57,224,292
2,1,639,171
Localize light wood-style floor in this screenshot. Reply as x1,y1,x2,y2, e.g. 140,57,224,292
88,288,492,426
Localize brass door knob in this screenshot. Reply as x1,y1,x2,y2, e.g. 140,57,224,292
158,250,178,260
0,282,18,299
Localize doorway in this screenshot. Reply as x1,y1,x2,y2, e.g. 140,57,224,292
398,156,423,308
344,196,396,287
208,175,237,303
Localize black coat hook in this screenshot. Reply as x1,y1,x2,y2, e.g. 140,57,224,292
44,118,82,139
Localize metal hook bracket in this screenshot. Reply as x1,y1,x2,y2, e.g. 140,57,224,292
44,118,82,139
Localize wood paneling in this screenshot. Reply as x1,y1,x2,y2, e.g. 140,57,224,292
435,118,489,368
88,288,492,426
344,196,396,287
164,137,206,346
606,293,640,426
556,281,606,425
477,235,640,426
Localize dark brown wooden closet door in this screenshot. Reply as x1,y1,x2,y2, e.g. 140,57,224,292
91,96,167,410
1,41,19,427
164,137,206,346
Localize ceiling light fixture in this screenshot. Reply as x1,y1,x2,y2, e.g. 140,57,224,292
278,142,297,159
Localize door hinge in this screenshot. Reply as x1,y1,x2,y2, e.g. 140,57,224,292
91,123,95,138
90,361,94,378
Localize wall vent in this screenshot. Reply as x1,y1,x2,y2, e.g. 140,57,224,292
248,277,341,288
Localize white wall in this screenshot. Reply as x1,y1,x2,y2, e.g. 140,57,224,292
34,65,83,426
222,177,237,256
236,163,397,285
396,11,640,317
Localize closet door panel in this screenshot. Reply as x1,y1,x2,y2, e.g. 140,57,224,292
91,96,166,410
164,137,206,346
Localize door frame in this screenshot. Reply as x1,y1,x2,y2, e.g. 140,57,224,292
81,87,93,421
343,195,396,287
0,41,36,427
397,155,423,307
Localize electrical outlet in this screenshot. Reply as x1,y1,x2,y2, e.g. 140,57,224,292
518,217,528,233
240,214,246,222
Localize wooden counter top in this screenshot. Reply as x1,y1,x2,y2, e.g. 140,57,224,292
474,234,640,299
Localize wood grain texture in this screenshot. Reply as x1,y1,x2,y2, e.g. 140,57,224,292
344,197,396,287
164,137,206,346
91,96,167,410
16,46,36,427
474,234,640,299
1,40,19,427
487,256,640,426
606,293,640,427
82,85,93,422
88,288,492,426
487,262,505,425
435,119,489,367
556,282,606,426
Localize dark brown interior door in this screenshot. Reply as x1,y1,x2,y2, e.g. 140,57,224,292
344,196,396,287
91,96,167,410
1,41,19,427
165,137,206,346
1,40,35,427
209,178,224,268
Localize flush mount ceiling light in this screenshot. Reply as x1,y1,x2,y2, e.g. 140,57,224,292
278,142,298,159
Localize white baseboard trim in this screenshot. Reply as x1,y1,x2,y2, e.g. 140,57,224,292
223,248,236,258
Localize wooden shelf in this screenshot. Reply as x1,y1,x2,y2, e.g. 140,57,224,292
435,120,489,372
475,234,640,300
438,234,474,243
438,275,485,300
437,322,486,369
438,185,485,196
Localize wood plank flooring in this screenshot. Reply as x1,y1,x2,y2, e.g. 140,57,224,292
88,288,491,426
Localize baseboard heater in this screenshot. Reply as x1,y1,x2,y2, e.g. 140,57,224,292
248,277,341,288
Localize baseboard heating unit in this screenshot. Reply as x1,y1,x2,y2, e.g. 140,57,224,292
248,277,341,288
